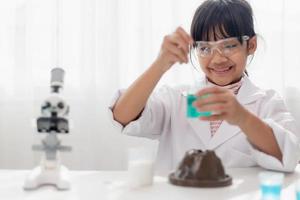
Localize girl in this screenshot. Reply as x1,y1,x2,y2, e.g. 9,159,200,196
109,0,300,173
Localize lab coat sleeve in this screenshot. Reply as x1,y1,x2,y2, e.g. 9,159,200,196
250,90,300,172
108,86,173,140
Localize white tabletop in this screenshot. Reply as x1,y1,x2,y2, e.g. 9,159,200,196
1,166,300,200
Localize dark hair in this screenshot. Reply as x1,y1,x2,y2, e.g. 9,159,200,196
190,0,256,76
191,0,255,43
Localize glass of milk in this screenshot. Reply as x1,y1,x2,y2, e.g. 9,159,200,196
127,147,156,188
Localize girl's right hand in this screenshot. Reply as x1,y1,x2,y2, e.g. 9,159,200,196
155,27,194,72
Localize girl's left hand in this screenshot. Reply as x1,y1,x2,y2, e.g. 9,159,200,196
192,86,248,126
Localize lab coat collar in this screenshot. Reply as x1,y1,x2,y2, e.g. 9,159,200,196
236,75,266,105
185,75,266,150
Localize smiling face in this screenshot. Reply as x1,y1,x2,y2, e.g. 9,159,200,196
190,0,257,86
197,33,257,86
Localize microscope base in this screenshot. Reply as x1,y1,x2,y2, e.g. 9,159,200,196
23,164,70,190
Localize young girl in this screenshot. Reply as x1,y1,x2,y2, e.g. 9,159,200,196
109,0,300,173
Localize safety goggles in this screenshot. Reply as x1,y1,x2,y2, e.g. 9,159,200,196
193,35,250,58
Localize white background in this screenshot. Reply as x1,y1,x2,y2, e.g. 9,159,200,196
0,0,299,170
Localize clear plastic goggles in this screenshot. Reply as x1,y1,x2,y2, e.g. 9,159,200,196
193,35,250,58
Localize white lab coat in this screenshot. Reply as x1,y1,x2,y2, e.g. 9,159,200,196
108,76,300,173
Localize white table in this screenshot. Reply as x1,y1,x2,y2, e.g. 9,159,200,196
1,166,300,200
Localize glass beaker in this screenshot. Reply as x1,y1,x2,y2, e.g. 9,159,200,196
127,147,156,188
259,171,284,200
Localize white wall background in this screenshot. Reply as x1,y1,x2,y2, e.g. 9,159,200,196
0,0,299,170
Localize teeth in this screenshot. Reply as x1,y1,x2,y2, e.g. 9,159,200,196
214,67,231,72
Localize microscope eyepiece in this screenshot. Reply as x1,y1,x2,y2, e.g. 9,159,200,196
51,68,65,93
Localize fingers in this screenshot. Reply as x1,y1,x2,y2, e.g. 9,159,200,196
193,92,228,108
167,53,183,65
192,90,233,118
164,43,187,63
172,27,193,54
199,113,226,121
195,102,226,113
161,27,193,64
169,34,189,55
195,86,228,97
176,27,194,46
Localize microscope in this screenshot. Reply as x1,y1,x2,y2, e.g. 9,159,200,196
24,68,72,190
